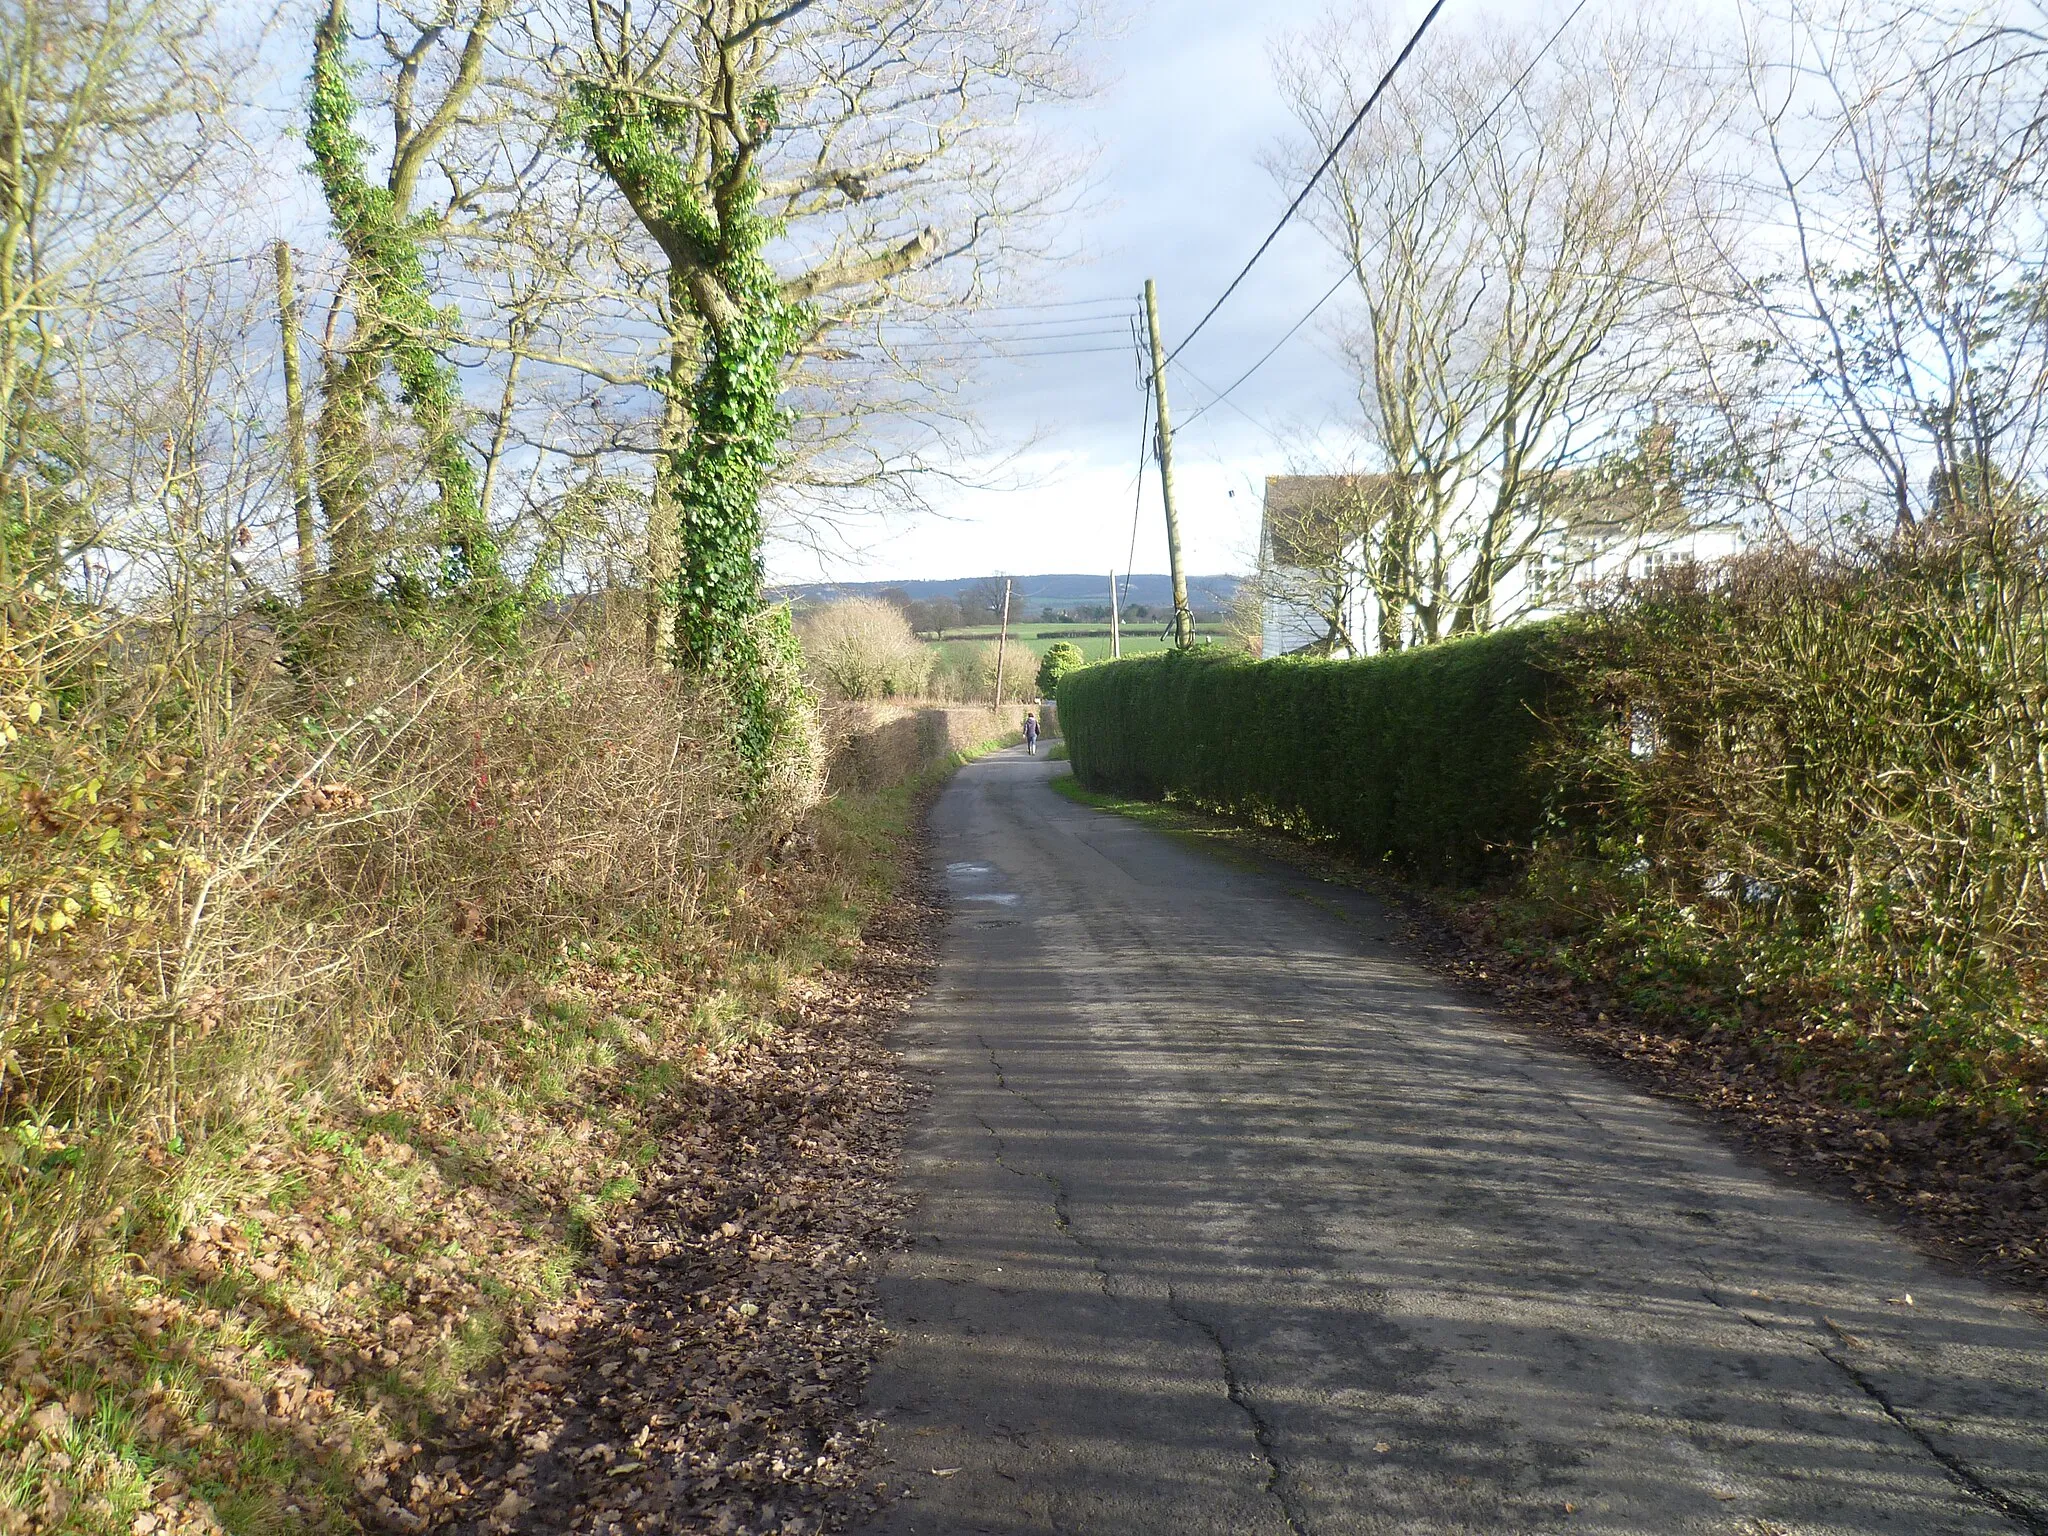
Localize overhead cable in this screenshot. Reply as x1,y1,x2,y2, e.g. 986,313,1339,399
849,343,1133,360
1166,0,1450,366
1123,387,1151,614
967,295,1137,310
1178,0,1594,431
1170,358,1290,448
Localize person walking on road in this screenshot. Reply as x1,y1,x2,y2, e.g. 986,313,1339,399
1023,712,1040,755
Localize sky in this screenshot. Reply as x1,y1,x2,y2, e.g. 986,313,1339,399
764,0,1402,587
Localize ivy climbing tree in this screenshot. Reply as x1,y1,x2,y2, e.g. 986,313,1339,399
306,0,517,638
568,77,812,766
561,0,1094,767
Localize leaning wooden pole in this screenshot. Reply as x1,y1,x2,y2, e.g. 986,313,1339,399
993,577,1013,708
274,241,317,597
1143,278,1194,649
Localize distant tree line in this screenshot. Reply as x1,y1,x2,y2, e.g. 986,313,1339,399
815,586,1228,636
1037,604,1226,626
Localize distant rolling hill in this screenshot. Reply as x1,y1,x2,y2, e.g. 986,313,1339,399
768,572,1244,611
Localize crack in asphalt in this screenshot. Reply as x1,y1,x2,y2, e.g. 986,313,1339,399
972,1037,1317,1529
970,1110,1118,1299
977,1031,1066,1125
1167,1285,1313,1536
1814,1343,2048,1535
1693,1282,2047,1533
969,1033,1129,1299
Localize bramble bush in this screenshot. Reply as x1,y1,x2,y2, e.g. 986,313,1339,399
1520,523,2048,1123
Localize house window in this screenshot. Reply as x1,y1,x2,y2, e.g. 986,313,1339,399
1529,552,1568,605
1640,548,1668,579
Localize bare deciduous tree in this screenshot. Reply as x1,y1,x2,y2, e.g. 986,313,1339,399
1275,8,1726,645
0,0,224,593
1256,473,1386,656
554,0,1095,666
1726,0,2048,536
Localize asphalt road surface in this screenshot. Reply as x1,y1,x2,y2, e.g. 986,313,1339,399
855,748,2048,1536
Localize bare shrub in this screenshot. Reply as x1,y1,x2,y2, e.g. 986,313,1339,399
0,596,809,1341
795,598,935,702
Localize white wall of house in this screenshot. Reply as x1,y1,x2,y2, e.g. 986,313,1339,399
1260,508,1746,659
1260,593,1333,659
1510,521,1746,626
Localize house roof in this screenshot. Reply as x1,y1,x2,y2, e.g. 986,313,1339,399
1521,467,1733,541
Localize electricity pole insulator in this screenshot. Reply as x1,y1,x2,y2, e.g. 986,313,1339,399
1144,278,1194,650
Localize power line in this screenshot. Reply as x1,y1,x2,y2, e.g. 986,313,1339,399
1178,0,1594,430
956,296,1139,313
1167,0,1450,366
1177,271,1347,429
847,343,1134,359
1170,357,1289,448
929,317,1139,334
877,327,1134,346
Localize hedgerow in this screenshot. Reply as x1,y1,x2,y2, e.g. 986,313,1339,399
1057,629,1566,883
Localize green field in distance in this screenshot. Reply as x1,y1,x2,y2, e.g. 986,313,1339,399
924,621,1224,668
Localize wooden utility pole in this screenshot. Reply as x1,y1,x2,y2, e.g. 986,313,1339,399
1143,278,1194,649
1108,572,1121,659
992,577,1013,708
273,241,317,597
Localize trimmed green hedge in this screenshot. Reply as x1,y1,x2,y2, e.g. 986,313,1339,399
1056,627,1566,884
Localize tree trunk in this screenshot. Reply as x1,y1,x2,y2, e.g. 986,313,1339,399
646,386,685,666
316,313,380,609
274,241,318,598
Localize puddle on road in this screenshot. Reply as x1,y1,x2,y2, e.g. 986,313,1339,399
946,862,993,878
959,893,1021,905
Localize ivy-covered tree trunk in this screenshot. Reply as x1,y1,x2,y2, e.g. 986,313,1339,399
314,314,379,609
573,82,807,768
306,0,516,639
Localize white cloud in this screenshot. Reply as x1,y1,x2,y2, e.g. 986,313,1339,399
769,0,1406,583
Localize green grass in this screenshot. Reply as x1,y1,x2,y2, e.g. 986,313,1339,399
925,630,1206,668
1051,774,1223,834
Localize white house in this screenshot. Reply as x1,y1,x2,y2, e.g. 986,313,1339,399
1259,459,1744,658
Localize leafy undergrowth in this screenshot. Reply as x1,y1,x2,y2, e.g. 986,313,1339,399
0,761,938,1536
1053,776,2048,1298
1476,848,2048,1124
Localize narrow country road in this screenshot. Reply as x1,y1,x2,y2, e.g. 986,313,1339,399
854,748,2048,1536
